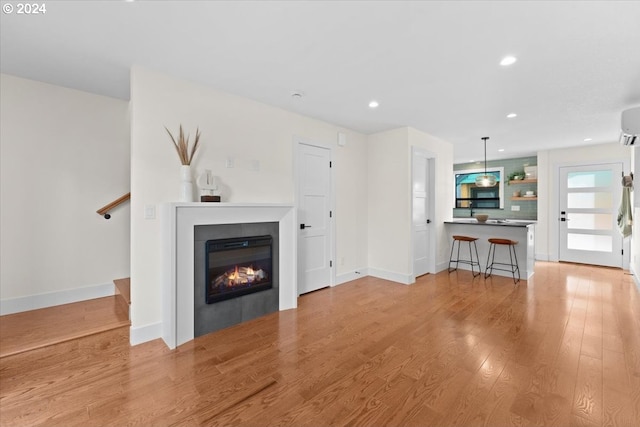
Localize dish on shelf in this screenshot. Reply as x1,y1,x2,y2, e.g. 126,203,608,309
522,194,536,198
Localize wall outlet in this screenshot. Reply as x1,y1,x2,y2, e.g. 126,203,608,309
225,157,235,168
250,159,260,171
511,205,520,211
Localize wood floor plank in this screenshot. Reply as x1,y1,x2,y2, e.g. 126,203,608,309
603,386,636,427
1,262,639,426
572,354,603,425
509,363,573,426
468,359,529,426
437,345,510,426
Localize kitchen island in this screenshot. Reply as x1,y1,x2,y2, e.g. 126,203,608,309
444,219,535,280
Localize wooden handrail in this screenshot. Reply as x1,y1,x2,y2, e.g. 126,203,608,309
97,192,130,219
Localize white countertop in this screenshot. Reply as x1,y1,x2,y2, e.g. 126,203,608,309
445,219,536,227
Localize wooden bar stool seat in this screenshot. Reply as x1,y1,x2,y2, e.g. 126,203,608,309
448,235,481,277
485,238,520,284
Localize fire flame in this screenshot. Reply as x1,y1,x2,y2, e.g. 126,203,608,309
222,265,265,287
227,265,240,285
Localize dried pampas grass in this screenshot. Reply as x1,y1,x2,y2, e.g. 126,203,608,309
165,125,201,165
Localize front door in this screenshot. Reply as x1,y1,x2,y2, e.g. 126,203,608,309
559,162,623,268
297,142,332,294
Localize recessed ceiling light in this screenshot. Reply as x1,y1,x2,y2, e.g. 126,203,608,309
498,148,505,152
368,100,379,109
506,113,517,119
500,56,517,66
583,138,592,142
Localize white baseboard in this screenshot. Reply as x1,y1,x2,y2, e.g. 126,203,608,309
435,261,449,273
535,252,550,261
629,265,640,291
0,283,115,316
130,322,163,346
368,268,413,285
335,268,369,286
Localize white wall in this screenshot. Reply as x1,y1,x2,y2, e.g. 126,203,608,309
537,142,632,262
0,74,130,313
631,146,640,284
366,127,454,283
367,128,412,281
130,67,368,336
334,133,369,281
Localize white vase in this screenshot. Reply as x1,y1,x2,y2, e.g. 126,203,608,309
179,165,194,202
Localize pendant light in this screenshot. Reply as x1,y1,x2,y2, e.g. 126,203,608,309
475,137,497,187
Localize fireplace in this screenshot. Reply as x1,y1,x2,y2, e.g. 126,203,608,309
162,204,294,349
206,235,273,304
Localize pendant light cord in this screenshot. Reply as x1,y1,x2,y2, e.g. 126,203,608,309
482,137,489,175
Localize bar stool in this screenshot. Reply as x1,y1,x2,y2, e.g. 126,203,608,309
484,238,520,284
448,235,481,277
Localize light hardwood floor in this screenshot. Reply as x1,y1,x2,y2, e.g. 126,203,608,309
1,262,639,426
0,296,129,358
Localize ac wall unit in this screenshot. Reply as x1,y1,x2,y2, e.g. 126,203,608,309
620,106,640,146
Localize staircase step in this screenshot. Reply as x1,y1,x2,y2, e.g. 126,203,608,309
113,277,130,305
113,277,130,320
0,296,130,359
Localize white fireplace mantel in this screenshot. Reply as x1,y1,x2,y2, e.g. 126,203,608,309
161,203,297,349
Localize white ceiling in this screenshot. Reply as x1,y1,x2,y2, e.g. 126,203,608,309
2,1,639,163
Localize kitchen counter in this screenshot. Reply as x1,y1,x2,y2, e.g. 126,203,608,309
445,219,536,227
444,220,535,280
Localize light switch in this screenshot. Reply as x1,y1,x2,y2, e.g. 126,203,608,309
226,157,235,168
338,132,347,146
144,204,156,219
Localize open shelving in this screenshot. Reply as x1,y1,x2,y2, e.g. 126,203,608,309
508,178,537,185
509,178,537,200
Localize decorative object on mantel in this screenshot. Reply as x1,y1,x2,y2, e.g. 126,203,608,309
475,137,497,187
165,125,201,202
197,169,221,202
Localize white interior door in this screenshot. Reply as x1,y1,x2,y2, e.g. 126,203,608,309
412,148,433,277
559,162,623,268
297,142,332,294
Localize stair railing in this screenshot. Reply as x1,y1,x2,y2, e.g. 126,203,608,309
97,192,130,219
